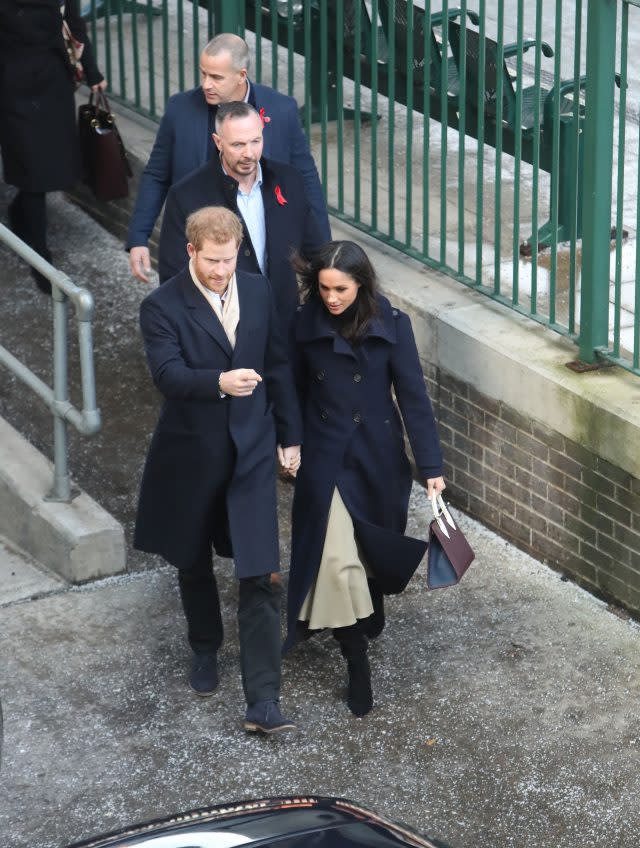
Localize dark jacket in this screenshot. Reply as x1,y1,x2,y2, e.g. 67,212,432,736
158,155,326,327
126,83,331,248
284,294,443,650
134,267,302,576
0,0,103,191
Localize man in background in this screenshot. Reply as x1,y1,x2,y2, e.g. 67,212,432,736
158,101,325,332
127,32,330,282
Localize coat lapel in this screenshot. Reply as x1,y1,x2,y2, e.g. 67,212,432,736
194,93,211,167
296,297,398,358
232,273,258,360
260,160,282,280
180,272,234,358
214,156,259,264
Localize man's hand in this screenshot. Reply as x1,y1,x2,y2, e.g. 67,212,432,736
130,246,153,283
219,369,262,397
277,444,301,477
426,476,446,499
90,79,108,93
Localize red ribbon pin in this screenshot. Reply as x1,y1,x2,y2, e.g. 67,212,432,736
259,107,271,127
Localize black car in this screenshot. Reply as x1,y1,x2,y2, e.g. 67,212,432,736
67,796,451,848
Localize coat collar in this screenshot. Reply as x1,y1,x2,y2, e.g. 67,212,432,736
179,269,264,360
212,155,284,280
179,269,234,358
295,295,398,352
213,153,280,196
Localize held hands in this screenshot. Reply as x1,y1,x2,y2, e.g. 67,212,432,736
426,476,446,499
219,369,262,397
277,445,301,477
129,246,153,283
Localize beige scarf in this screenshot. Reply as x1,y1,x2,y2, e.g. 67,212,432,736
189,260,240,349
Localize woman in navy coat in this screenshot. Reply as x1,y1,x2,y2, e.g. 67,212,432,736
284,241,445,717
0,0,106,293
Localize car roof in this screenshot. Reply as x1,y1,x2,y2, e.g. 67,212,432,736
66,796,450,848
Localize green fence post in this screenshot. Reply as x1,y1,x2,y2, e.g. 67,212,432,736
212,1,245,35
579,0,617,363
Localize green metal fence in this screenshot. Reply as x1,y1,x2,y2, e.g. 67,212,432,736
86,0,639,374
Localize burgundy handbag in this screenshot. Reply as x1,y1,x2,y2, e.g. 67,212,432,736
78,92,132,201
427,494,475,589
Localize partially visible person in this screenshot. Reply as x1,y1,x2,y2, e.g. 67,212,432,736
0,0,106,294
283,240,445,718
158,101,324,332
127,32,330,283
135,206,302,734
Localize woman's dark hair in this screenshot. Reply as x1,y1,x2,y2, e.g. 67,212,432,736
292,240,379,343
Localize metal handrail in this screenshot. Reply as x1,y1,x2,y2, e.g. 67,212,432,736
0,222,101,503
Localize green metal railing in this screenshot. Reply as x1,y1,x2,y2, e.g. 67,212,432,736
86,0,639,374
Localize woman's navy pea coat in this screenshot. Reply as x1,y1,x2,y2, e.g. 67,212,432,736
284,294,443,649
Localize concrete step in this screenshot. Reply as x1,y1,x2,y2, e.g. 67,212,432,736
0,536,66,606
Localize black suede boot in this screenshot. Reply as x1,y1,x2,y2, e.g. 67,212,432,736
363,579,385,639
333,623,373,717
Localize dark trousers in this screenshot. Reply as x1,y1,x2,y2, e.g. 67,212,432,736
178,551,282,706
9,191,48,256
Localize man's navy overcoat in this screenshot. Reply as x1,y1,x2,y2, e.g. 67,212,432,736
134,267,302,576
157,155,325,329
284,295,443,649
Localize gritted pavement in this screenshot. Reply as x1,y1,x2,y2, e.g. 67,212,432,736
1,188,640,848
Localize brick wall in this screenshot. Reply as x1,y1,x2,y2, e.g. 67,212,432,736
426,365,640,617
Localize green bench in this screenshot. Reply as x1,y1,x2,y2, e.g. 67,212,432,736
447,20,586,250
245,1,584,250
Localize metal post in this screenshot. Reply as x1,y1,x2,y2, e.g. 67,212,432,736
211,1,245,35
48,288,72,502
579,0,617,363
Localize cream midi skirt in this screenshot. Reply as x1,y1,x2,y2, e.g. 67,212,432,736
298,488,374,630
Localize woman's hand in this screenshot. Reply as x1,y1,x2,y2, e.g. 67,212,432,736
91,79,108,93
277,444,301,477
426,476,446,499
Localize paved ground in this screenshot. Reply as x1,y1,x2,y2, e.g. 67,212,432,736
1,188,640,848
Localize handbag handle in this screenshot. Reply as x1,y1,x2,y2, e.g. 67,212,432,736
430,493,456,539
88,91,114,122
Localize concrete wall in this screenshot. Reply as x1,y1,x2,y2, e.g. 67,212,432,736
0,419,126,583
70,99,640,617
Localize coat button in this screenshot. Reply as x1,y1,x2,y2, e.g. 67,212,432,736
353,373,362,382
316,370,325,381
244,248,251,257
353,412,362,424
320,410,328,420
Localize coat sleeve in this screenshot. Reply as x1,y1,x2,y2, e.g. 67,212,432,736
390,313,443,479
126,101,177,249
263,285,303,447
284,99,331,242
157,184,189,282
65,0,103,86
139,297,225,401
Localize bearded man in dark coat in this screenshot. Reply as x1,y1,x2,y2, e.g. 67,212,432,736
134,206,302,734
